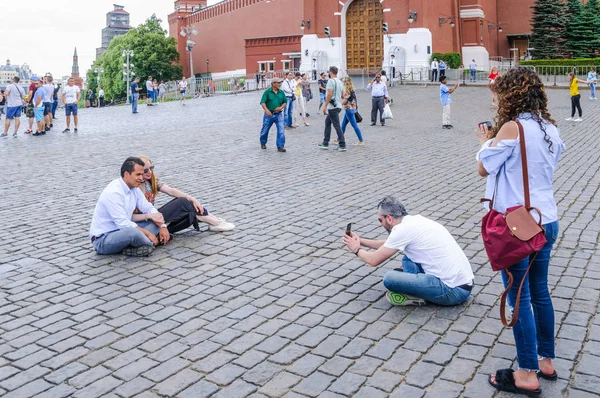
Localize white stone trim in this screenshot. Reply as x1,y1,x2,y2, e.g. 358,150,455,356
460,8,485,19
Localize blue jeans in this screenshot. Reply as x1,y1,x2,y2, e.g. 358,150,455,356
341,109,363,142
284,97,294,127
52,100,58,118
260,111,285,148
132,94,139,113
590,83,596,99
501,221,559,371
92,221,159,255
470,70,476,81
383,256,471,306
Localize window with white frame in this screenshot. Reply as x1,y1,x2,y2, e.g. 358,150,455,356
258,62,275,72
282,60,291,72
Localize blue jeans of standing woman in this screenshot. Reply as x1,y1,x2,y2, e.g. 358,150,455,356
590,83,596,99
260,111,285,148
501,221,559,371
284,97,294,127
382,256,471,306
341,109,363,142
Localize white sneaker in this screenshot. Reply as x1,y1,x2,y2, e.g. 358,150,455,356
574,117,583,122
565,117,574,121
208,220,235,232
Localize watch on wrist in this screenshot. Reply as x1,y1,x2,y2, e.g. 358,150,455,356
160,224,167,229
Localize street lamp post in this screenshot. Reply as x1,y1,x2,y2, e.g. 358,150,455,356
122,50,134,104
206,59,209,75
180,25,198,96
94,67,104,108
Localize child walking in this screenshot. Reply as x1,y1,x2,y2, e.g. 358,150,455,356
440,75,459,129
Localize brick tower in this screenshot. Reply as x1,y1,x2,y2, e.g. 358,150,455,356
71,47,83,88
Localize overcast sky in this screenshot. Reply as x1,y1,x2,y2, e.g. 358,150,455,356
1,0,219,79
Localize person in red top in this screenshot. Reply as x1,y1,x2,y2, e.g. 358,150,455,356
24,78,37,134
488,67,500,107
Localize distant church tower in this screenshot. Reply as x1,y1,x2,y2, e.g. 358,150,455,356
71,47,83,88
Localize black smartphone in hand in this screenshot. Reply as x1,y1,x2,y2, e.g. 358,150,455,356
479,121,493,129
345,222,352,236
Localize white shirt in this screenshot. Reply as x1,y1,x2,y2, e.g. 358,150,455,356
42,84,54,102
179,80,188,90
431,61,439,70
89,178,158,239
367,81,388,97
390,58,396,66
283,78,296,97
63,85,80,104
469,62,477,70
5,83,24,107
99,89,104,97
384,215,474,288
146,80,153,90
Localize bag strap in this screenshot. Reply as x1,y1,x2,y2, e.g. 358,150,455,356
515,121,531,209
500,250,539,327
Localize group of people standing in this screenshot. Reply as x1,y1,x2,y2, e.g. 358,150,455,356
1,74,81,138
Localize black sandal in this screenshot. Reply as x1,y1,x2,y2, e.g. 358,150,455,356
537,370,558,381
488,369,542,397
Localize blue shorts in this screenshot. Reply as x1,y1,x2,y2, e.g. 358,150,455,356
180,90,187,97
34,107,44,122
6,106,22,119
319,92,326,103
66,103,78,116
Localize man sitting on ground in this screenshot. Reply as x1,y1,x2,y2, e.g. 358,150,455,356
343,195,474,306
90,157,171,256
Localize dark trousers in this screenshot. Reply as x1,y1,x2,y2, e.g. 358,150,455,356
571,94,582,117
371,96,385,124
99,97,104,107
432,69,438,82
51,100,58,118
323,108,345,147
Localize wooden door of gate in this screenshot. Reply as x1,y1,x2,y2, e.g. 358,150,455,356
346,0,384,70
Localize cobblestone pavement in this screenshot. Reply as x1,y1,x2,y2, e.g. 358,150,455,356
0,85,599,398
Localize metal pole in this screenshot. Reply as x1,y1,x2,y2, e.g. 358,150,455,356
126,52,131,105
97,75,100,108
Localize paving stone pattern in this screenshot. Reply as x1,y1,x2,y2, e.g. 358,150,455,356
0,86,599,397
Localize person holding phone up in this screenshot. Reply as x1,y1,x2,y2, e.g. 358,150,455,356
343,196,474,307
367,73,389,126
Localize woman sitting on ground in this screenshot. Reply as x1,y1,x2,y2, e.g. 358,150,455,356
137,155,235,233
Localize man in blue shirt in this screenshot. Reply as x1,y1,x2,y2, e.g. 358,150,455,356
439,60,447,78
440,76,459,129
469,59,477,82
131,77,141,114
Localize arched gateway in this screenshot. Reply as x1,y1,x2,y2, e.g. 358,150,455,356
345,0,384,70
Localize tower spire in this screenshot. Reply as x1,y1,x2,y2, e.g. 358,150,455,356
72,47,80,77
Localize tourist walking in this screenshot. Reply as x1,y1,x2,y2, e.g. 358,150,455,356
488,66,500,106
587,67,597,100
295,73,310,126
439,60,447,78
319,66,346,151
1,76,25,138
131,77,141,114
146,76,154,106
367,73,389,126
137,155,235,233
52,84,60,118
98,87,104,107
318,72,328,114
469,59,477,82
158,81,167,102
178,78,188,105
476,67,565,397
380,70,388,87
566,72,591,121
282,72,297,129
341,77,364,145
62,77,81,132
259,77,287,152
440,75,459,129
431,57,439,82
87,89,94,108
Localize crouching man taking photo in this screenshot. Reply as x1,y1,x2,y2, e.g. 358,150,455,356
343,196,474,306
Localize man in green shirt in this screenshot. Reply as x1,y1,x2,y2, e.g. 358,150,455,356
260,77,287,152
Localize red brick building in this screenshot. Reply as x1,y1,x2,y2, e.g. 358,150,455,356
168,0,534,78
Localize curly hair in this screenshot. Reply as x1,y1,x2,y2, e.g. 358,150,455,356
491,67,556,153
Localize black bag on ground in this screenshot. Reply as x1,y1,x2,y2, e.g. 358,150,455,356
158,198,200,234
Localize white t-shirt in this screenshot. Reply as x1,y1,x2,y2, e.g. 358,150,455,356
63,85,80,104
42,84,54,102
380,75,388,85
178,80,187,91
384,215,474,288
5,84,24,107
146,80,153,90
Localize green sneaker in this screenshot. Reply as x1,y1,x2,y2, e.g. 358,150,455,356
386,291,427,306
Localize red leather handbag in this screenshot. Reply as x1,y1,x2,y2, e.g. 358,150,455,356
480,121,547,327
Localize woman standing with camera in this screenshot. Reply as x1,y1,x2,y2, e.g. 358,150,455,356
475,67,565,396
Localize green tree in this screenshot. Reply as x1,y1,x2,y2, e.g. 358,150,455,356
565,0,593,58
90,14,182,101
583,0,600,55
530,0,567,59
